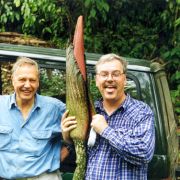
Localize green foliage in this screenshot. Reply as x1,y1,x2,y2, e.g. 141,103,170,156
0,0,69,47
0,1,20,31
171,85,180,122
40,68,66,97
162,46,180,120
159,0,180,120
88,76,101,101
163,47,180,88
0,0,179,119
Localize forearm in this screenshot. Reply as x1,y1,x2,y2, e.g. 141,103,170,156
62,131,73,144
101,126,155,166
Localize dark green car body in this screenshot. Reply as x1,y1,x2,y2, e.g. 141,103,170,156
0,43,178,180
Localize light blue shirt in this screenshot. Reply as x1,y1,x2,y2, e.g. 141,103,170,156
0,93,65,179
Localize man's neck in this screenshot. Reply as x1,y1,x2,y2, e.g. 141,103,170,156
16,98,35,120
103,94,126,115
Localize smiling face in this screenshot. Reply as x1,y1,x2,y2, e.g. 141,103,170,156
12,63,39,105
96,59,126,104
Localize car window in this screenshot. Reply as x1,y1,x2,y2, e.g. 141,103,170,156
0,60,153,111
0,62,149,105
0,61,14,95
125,75,141,100
39,67,66,102
128,70,155,109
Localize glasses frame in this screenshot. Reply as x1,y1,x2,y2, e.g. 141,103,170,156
96,70,124,80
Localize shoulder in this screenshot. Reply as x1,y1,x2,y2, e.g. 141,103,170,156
124,96,154,126
127,95,153,114
0,95,12,109
36,94,66,110
94,99,103,111
0,94,10,98
0,95,10,102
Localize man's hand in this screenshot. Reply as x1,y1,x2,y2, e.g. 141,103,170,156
91,114,108,134
61,110,77,144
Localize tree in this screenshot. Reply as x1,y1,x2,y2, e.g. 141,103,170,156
0,0,179,119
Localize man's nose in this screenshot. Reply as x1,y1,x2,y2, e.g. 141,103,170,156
106,74,113,80
24,80,31,87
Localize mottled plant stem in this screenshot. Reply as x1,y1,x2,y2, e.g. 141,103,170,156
73,139,86,180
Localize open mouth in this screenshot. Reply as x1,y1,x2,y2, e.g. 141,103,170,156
104,85,117,93
22,90,32,95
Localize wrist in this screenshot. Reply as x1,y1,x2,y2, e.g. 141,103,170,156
63,142,74,153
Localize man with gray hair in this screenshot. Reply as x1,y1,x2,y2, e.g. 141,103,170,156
61,53,155,180
0,57,65,180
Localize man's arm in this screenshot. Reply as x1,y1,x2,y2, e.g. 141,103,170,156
101,110,155,166
91,107,155,166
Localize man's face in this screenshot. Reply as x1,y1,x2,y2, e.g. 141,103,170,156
96,60,126,103
12,63,39,103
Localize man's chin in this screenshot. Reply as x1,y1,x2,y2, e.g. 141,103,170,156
104,94,116,101
104,90,115,96
21,95,33,101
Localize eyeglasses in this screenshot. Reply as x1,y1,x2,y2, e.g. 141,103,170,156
97,70,124,80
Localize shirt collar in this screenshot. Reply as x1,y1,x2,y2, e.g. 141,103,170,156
9,93,41,110
120,93,131,111
9,93,17,109
34,94,41,109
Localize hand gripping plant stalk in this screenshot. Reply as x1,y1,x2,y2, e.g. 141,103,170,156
66,16,95,180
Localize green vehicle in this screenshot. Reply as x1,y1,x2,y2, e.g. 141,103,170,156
0,43,179,180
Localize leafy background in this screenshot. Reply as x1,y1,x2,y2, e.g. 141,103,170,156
0,0,179,121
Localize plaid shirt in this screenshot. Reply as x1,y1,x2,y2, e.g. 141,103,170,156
85,94,155,180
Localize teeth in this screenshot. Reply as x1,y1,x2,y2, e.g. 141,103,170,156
23,91,31,93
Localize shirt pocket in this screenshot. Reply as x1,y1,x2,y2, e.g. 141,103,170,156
0,125,13,150
30,130,52,156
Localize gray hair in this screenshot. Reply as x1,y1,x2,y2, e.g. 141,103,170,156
95,53,128,74
12,57,39,77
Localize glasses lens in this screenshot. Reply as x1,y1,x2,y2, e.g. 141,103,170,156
98,70,123,80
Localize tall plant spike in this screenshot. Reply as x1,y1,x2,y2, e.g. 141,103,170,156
66,16,95,180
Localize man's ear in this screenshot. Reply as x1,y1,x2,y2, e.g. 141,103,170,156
11,75,14,86
123,75,127,86
37,81,40,89
95,75,99,87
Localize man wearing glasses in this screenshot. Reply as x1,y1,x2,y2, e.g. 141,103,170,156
61,53,155,180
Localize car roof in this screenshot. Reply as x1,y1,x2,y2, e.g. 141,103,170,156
0,43,152,72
